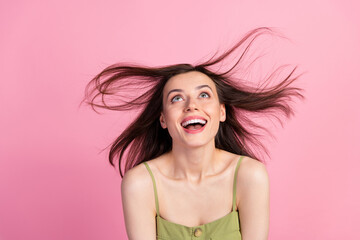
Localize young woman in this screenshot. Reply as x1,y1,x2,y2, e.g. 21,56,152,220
83,27,304,240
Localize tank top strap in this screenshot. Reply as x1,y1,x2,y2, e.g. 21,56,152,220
232,156,244,211
143,162,160,216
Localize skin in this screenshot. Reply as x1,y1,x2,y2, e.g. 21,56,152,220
121,71,269,240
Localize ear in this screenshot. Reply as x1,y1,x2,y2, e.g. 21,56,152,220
220,104,226,122
159,112,167,129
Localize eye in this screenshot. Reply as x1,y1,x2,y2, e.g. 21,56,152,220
171,95,183,103
199,92,209,98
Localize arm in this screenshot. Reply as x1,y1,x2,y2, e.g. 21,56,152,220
237,158,270,240
121,165,157,240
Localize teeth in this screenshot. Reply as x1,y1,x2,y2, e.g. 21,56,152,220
181,119,207,127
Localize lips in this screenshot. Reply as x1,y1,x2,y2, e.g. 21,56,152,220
180,116,207,134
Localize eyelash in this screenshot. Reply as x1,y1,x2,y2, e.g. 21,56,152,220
199,92,209,98
171,95,183,102
170,92,210,103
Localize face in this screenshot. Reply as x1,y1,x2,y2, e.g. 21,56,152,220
160,71,226,148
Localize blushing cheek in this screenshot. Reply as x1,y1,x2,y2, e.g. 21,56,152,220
163,109,179,132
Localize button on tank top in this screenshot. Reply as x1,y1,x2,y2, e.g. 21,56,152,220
143,156,244,240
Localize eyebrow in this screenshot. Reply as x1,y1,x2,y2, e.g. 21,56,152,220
166,85,213,98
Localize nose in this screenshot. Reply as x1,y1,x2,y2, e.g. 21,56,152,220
184,98,198,112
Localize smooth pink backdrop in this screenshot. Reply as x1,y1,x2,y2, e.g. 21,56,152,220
1,1,359,239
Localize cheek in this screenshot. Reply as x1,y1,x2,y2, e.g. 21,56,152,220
162,108,179,126
205,103,222,117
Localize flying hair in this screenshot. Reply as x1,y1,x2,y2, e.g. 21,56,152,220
81,27,305,178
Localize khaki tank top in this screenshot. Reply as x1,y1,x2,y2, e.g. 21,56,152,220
143,156,244,240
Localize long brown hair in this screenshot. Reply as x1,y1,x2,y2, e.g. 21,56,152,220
82,27,305,178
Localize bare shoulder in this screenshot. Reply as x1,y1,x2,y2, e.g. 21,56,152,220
236,155,269,189
218,151,269,187
238,156,268,182
235,156,270,238
121,161,153,199
121,160,158,239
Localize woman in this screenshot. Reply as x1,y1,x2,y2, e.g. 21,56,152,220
83,27,304,239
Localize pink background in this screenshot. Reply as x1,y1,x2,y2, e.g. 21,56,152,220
1,1,359,239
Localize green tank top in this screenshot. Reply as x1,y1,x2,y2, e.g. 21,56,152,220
143,156,244,240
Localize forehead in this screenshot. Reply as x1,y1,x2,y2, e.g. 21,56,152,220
164,71,216,93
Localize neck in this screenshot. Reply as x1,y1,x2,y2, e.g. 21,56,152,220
168,141,222,184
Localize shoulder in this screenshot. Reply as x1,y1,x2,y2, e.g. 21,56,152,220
238,156,268,177
121,161,154,201
220,151,268,180
218,151,269,187
121,152,168,188
236,155,269,191
235,156,270,238
121,161,158,238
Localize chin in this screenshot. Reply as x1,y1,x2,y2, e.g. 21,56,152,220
178,138,216,149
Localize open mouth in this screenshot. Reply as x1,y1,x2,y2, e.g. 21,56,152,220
181,119,207,130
